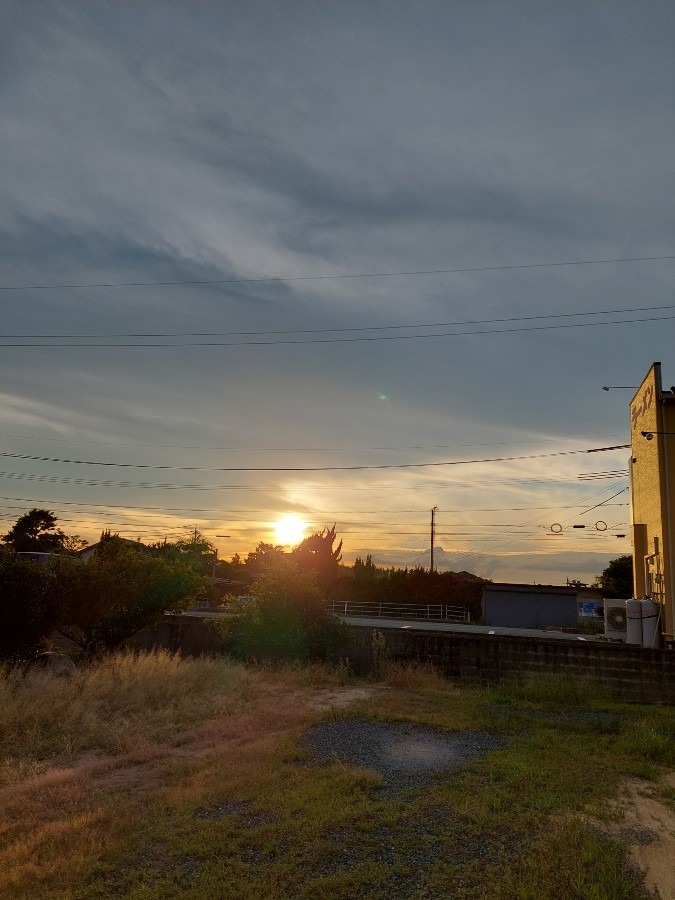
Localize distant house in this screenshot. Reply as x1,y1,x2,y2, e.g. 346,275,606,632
78,537,147,562
482,582,603,630
16,551,63,566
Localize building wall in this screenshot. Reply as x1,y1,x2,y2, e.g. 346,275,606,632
630,363,675,641
483,586,579,629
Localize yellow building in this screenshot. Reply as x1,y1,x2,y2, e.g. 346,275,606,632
630,362,675,646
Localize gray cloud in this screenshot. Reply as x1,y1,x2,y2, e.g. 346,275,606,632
0,1,671,577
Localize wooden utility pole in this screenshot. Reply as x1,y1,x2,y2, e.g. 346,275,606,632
430,506,438,573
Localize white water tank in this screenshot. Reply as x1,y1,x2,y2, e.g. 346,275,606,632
641,599,660,648
626,599,643,645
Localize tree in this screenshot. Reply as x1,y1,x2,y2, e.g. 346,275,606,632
55,537,201,653
0,548,65,660
596,555,633,599
292,525,343,595
149,531,216,576
244,542,286,576
2,508,68,553
226,559,350,662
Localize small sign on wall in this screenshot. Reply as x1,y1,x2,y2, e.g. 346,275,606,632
579,601,603,619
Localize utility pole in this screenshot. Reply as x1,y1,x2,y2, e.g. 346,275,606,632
212,535,230,587
430,506,438,573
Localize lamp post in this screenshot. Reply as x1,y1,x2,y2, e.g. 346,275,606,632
641,431,675,441
602,386,638,391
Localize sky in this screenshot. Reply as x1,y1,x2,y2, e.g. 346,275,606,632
1,1,674,583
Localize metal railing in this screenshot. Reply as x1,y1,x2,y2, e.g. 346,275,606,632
328,600,470,623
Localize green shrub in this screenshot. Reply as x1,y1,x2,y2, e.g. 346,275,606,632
224,562,351,663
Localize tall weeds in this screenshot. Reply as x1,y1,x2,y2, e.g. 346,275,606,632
0,650,254,776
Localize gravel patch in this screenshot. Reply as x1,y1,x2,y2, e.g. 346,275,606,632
194,798,279,829
300,720,507,794
617,825,660,846
194,799,252,820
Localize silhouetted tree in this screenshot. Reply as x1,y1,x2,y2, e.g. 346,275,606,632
2,508,67,553
0,548,66,660
596,555,633,598
55,537,200,653
244,542,286,576
293,525,343,596
148,531,216,576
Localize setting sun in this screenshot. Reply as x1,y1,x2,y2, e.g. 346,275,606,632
274,515,308,546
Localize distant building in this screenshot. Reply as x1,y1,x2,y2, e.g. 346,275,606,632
482,582,602,630
16,551,62,566
78,537,146,562
630,362,675,647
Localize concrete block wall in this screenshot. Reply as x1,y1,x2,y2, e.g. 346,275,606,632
131,617,675,704
350,626,675,704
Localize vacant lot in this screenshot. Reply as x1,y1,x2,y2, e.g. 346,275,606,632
1,651,673,899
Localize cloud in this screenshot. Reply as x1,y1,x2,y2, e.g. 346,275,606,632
0,2,670,572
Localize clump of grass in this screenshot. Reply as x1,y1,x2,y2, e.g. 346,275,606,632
616,722,675,766
498,817,650,900
492,674,609,708
262,658,355,689
0,650,256,775
382,661,449,691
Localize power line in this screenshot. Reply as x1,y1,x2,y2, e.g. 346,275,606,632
2,313,674,347
2,253,673,291
433,483,629,568
0,431,627,451
0,444,629,473
0,471,627,490
4,302,675,338
0,495,628,516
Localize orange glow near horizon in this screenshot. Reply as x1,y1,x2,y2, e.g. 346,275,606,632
274,515,308,546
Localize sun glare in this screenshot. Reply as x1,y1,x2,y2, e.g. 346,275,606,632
274,515,308,546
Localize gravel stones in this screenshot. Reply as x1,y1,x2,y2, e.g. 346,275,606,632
300,720,507,794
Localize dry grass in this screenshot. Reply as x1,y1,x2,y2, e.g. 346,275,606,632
381,661,450,691
0,652,355,899
0,651,261,780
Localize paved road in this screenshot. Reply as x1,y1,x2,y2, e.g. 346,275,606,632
339,616,606,643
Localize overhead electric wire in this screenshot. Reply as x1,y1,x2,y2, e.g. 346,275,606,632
0,431,626,450
3,314,675,347
0,502,622,530
2,252,673,291
433,482,629,567
5,302,675,339
0,494,628,516
0,444,629,473
0,471,628,490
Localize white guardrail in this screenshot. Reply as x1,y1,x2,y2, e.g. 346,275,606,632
328,600,470,623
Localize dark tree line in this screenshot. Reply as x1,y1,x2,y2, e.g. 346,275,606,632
0,512,207,660
1,508,492,662
341,556,488,622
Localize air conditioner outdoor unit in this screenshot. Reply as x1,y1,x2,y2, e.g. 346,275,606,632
604,599,628,641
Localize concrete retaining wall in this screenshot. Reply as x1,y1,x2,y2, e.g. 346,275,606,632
350,625,675,703
131,617,675,704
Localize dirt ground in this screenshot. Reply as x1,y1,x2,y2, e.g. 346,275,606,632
602,775,675,900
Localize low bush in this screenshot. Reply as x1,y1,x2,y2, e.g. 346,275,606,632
223,562,352,663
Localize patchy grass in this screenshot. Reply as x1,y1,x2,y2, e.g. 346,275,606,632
0,657,672,899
